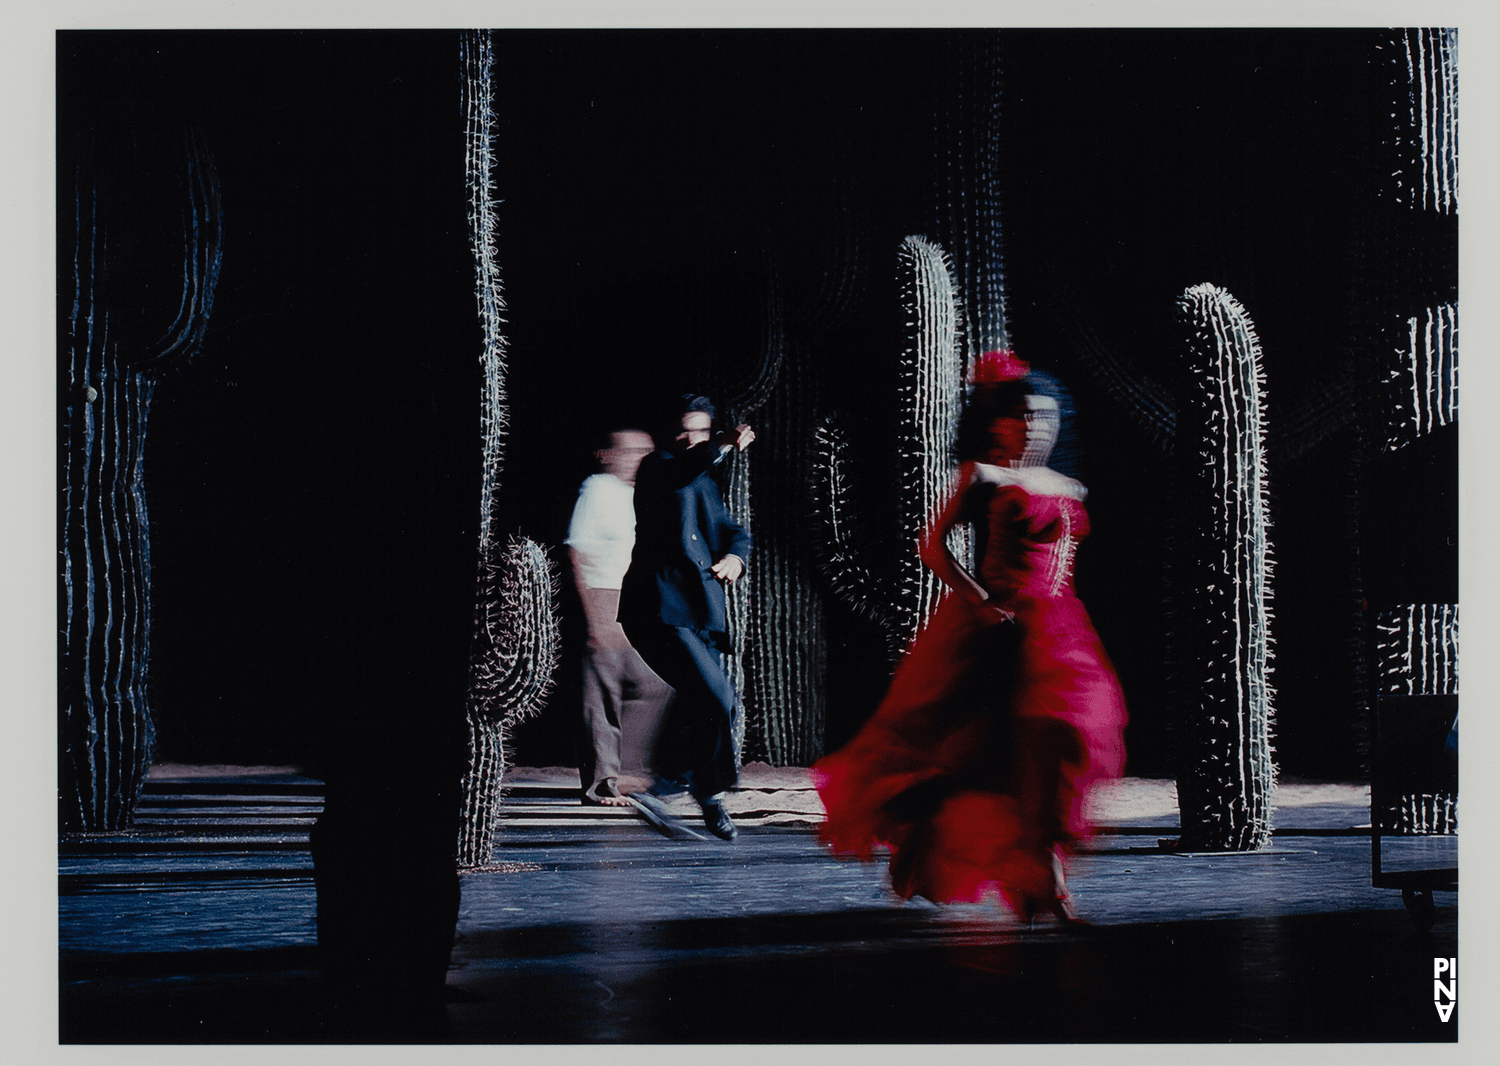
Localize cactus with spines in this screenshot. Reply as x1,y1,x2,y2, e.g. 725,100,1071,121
1360,28,1459,833
1171,283,1277,852
934,32,1009,361
708,259,782,764
926,33,1286,846
703,257,832,766
60,121,223,832
457,30,561,867
459,535,561,868
718,191,876,766
729,344,830,765
1365,30,1457,459
810,235,967,661
1048,279,1280,851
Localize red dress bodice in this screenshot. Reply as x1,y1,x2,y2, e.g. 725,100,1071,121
980,485,1088,607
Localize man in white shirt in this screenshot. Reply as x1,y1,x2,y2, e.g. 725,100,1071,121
566,429,674,805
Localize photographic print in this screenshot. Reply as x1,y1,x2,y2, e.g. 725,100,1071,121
51,15,1463,1046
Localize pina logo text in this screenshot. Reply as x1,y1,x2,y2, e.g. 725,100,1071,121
1433,957,1456,1022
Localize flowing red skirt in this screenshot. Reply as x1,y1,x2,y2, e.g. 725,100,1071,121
814,592,1126,911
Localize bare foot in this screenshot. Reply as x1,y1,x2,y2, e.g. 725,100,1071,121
595,795,633,807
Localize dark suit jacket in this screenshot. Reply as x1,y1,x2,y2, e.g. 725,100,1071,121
620,442,752,643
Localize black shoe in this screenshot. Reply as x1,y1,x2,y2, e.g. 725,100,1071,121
627,792,705,840
700,797,738,841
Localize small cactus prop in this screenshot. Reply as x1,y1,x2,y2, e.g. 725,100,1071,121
460,536,561,868
1172,283,1276,852
457,30,561,867
811,235,967,660
60,123,223,832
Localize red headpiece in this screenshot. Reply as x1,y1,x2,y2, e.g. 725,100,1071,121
970,348,1030,385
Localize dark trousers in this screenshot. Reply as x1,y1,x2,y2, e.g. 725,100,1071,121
623,623,739,800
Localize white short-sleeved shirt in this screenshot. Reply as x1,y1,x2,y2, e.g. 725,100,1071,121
565,473,637,591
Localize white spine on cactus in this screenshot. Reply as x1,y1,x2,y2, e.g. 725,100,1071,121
722,446,752,762
1402,28,1458,216
1375,604,1458,698
470,537,561,727
1178,283,1276,851
895,235,966,643
809,416,901,655
462,29,509,553
1385,303,1457,451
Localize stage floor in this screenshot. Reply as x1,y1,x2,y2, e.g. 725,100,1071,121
59,768,1457,1043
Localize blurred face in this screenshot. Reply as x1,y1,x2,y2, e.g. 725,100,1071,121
1021,397,1060,468
599,430,654,484
674,411,713,451
986,410,1028,465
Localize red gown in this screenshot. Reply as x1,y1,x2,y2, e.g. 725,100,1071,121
814,464,1127,911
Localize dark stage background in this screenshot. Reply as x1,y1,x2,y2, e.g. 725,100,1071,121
61,29,1441,782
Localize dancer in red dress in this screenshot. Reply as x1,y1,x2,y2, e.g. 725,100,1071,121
814,351,1127,921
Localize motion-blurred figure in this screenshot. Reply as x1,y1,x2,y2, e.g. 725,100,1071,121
566,429,674,806
815,351,1127,921
620,395,755,841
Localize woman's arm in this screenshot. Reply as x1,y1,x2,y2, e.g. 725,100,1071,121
918,462,992,608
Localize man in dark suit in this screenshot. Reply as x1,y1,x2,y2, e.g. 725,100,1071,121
620,394,755,840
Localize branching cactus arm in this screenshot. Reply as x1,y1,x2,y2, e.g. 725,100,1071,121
60,127,223,833
1172,283,1277,852
807,235,967,663
807,415,902,659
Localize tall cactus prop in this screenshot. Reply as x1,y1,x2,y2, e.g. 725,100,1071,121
1000,31,1456,820
1031,259,1292,850
710,261,783,764
1361,28,1458,834
935,32,1009,359
729,345,831,765
811,235,967,659
1171,284,1276,852
721,189,875,766
457,30,560,867
60,124,223,832
704,256,833,766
